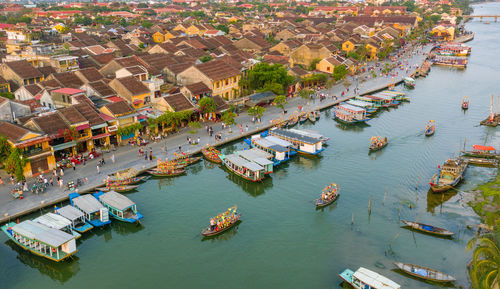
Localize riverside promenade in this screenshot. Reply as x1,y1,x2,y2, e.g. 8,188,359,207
0,43,434,223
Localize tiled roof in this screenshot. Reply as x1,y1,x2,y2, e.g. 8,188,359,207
87,80,115,97
163,93,194,111
184,82,210,95
37,66,56,78
30,112,70,136
115,76,149,96
195,60,240,81
0,120,34,142
23,84,43,96
5,60,43,80
77,67,104,82
50,72,84,88
58,106,87,125
104,100,135,116
74,102,106,127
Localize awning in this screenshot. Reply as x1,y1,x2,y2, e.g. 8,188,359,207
52,141,77,152
108,125,118,132
91,123,108,130
473,145,495,151
133,99,143,105
121,132,135,140
138,115,148,122
75,124,90,131
92,133,111,140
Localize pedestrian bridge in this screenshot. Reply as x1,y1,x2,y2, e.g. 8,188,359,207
464,15,500,21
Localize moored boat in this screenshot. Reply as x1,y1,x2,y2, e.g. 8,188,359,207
55,205,93,234
339,267,401,289
462,96,469,109
286,115,299,127
315,183,339,208
461,145,500,159
69,192,111,227
33,212,81,239
463,157,498,167
202,206,240,237
94,190,143,223
147,168,186,177
299,112,308,123
334,103,371,124
308,112,316,123
401,220,454,237
429,158,468,193
369,136,388,151
1,220,78,262
393,262,456,283
249,134,294,165
220,153,266,181
425,120,435,136
202,145,222,163
404,77,415,88
96,185,138,193
268,128,324,156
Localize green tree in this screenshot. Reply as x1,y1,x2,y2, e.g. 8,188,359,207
430,14,442,24
274,95,287,112
467,227,500,289
247,105,266,119
198,97,216,113
309,58,321,71
241,63,294,96
221,111,236,125
333,65,348,81
216,24,229,34
199,55,212,63
137,3,148,8
0,92,14,99
0,135,10,162
141,21,153,28
5,148,27,181
402,1,416,12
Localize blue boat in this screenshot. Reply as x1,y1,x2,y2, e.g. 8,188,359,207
93,191,143,223
69,193,111,227
55,205,94,233
247,134,294,165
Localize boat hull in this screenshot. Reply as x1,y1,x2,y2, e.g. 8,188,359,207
201,216,241,236
315,194,339,208
111,212,143,223
394,262,456,283
73,223,93,233
401,220,454,237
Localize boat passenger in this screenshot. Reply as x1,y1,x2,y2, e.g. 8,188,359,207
210,218,216,231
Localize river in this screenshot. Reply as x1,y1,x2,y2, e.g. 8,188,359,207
1,4,500,289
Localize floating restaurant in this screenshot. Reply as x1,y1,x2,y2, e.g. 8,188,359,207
236,148,274,174
333,103,370,124
94,191,143,223
247,134,294,165
268,128,324,155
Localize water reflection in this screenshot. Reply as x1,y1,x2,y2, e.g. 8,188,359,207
201,221,241,242
5,240,80,284
292,155,323,170
335,122,369,131
426,190,457,214
110,220,145,236
225,170,273,197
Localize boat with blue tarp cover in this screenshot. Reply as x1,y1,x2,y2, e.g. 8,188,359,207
339,267,401,289
268,128,324,155
401,220,454,237
33,212,81,239
55,205,93,233
93,190,143,223
69,192,111,227
1,220,78,262
393,262,456,283
333,103,371,124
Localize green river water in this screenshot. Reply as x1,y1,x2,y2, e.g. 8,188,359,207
1,4,500,288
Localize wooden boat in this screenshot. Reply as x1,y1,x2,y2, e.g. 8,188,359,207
432,55,467,68
369,136,388,151
33,212,81,240
299,112,308,123
315,183,339,208
480,95,499,126
220,153,266,181
202,145,222,163
173,155,202,167
201,206,240,237
404,77,415,88
287,115,299,127
55,205,93,233
462,96,469,109
334,103,371,124
339,267,401,289
2,221,78,262
147,168,185,177
401,220,455,237
308,112,316,123
461,145,500,159
106,168,146,185
429,158,468,193
425,120,435,136
463,157,498,167
313,110,320,120
94,191,143,223
69,192,111,227
394,262,456,283
95,185,138,193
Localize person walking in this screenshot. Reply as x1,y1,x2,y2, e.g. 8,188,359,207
53,169,57,178
10,174,15,184
72,161,76,170
43,177,48,188
0,176,3,185
144,149,148,160
197,136,200,144
59,179,64,189
60,167,64,177
149,150,153,162
49,177,54,186
111,154,115,164
97,164,100,174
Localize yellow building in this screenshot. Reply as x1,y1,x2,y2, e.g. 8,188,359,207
185,24,207,36
431,25,455,41
100,101,139,145
0,121,56,178
152,31,165,43
342,40,356,53
52,23,67,33
365,44,379,60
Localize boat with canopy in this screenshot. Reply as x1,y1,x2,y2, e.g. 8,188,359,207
404,77,415,88
461,145,500,159
429,158,468,193
339,267,401,289
69,192,111,227
334,103,371,124
268,128,324,155
220,153,266,182
33,212,81,239
201,145,222,163
462,96,469,109
55,205,93,233
94,191,143,223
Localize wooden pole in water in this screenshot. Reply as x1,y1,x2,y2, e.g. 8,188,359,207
351,213,354,225
368,195,372,215
383,191,387,206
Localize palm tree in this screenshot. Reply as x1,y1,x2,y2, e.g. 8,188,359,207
467,226,500,289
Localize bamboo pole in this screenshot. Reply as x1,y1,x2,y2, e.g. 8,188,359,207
368,195,372,215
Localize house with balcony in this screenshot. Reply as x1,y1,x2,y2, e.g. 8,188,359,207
0,60,44,89
109,76,151,109
99,101,138,145
74,102,109,150
176,60,241,101
49,88,87,109
0,121,56,178
43,55,79,72
57,106,92,153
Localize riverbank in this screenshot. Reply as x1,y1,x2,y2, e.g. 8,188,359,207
0,43,436,223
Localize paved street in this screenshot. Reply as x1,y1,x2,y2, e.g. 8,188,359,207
0,43,433,223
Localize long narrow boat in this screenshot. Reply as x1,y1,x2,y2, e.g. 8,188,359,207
33,212,81,239
429,158,468,193
308,112,316,123
463,157,498,167
401,220,455,237
369,136,388,151
404,77,416,88
339,267,401,289
461,145,500,159
201,206,240,237
287,115,299,127
393,262,456,283
147,168,185,177
94,191,143,223
425,120,435,136
462,96,469,110
202,145,222,163
334,103,371,124
95,185,138,193
268,128,324,156
55,205,93,233
106,176,147,185
299,112,308,123
69,192,111,227
1,220,78,262
315,183,339,208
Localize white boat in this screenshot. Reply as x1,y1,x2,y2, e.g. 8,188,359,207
339,267,401,289
404,77,415,88
33,212,81,239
